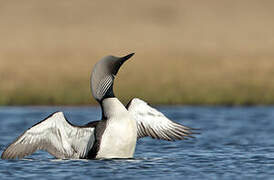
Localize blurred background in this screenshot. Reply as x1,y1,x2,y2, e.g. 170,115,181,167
0,0,274,105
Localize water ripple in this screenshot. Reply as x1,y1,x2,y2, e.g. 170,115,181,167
1,106,274,179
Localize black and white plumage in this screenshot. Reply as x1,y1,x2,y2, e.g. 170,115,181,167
1,112,96,159
127,98,194,141
1,53,196,160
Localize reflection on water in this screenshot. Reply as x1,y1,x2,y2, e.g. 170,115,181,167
1,106,274,179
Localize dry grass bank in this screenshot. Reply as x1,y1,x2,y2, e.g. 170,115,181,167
0,0,274,105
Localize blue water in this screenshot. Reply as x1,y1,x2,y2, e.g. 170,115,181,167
1,106,274,179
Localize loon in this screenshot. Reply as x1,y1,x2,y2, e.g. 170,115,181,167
1,53,196,160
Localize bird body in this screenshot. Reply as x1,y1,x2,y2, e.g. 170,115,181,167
96,98,137,159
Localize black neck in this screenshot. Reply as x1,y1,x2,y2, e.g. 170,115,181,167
99,84,115,119
102,84,115,100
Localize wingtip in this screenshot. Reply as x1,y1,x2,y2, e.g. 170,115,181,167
1,148,15,160
1,152,6,159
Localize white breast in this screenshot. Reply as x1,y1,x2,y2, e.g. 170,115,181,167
96,98,137,159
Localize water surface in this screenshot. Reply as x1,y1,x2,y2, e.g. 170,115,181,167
1,106,274,179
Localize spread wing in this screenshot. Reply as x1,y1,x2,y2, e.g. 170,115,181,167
127,98,195,141
1,112,96,159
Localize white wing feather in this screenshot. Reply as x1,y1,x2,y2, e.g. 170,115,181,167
127,98,195,141
1,112,95,159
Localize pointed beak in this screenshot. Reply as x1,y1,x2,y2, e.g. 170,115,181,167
120,53,135,62
112,53,135,76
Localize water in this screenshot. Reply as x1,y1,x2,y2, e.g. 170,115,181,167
0,106,274,179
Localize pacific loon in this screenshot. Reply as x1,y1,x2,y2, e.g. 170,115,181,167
1,53,196,159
